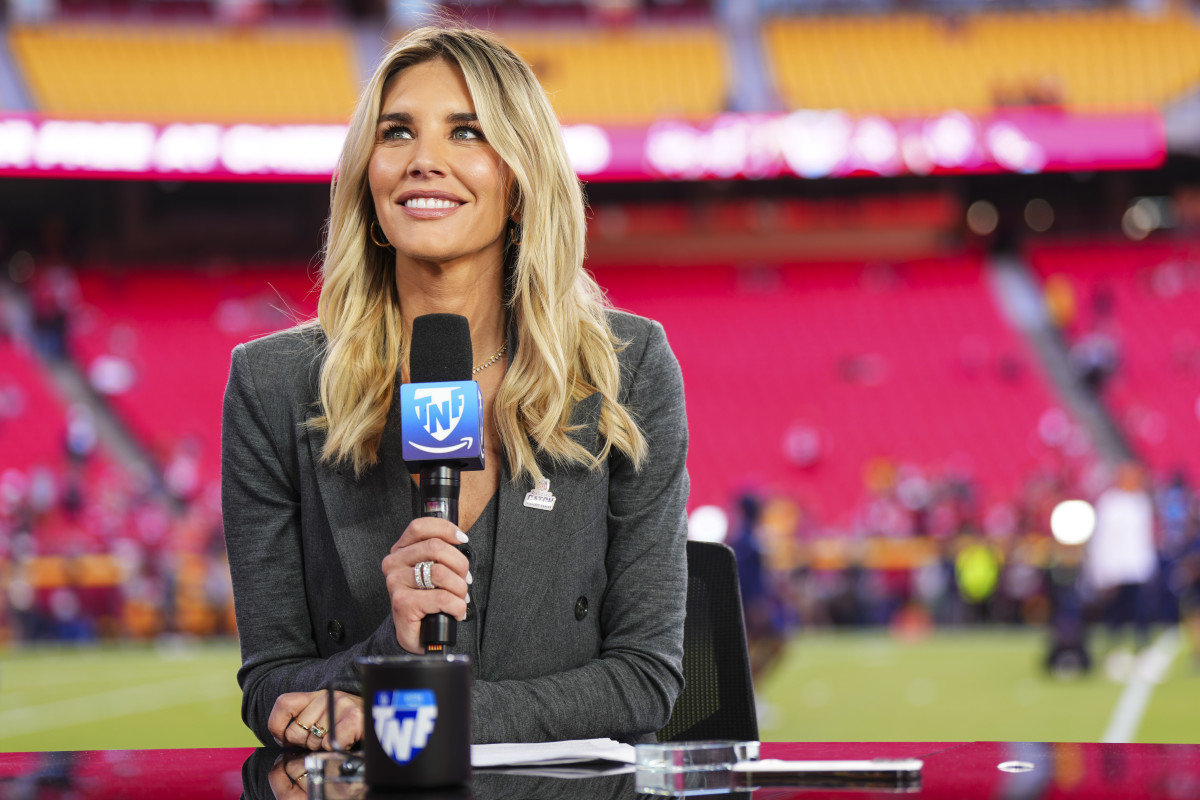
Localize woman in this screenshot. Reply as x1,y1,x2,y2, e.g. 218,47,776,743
221,25,689,750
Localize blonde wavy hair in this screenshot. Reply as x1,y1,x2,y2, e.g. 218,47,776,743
310,25,647,483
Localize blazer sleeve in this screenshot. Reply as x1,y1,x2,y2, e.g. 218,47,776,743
471,320,689,742
221,342,406,745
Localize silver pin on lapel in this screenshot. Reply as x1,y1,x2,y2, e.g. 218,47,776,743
523,478,556,511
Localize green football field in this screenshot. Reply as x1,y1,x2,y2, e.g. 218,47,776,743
756,628,1197,744
1,629,1195,752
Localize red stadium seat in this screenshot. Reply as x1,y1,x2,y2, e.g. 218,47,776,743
593,255,1062,528
1026,237,1200,484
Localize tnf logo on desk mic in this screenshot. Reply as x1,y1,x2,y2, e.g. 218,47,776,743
374,689,438,765
400,381,484,468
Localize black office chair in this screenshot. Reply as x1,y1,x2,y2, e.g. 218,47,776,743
657,539,760,742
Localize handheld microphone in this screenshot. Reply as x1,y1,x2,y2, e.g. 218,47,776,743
400,314,486,654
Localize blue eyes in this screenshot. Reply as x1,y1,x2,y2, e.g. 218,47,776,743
379,125,483,142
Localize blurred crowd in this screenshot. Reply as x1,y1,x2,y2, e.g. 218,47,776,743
729,455,1200,680
0,464,233,643
1,256,234,645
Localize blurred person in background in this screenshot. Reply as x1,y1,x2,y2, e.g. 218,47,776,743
27,222,80,362
1086,462,1157,656
1044,541,1091,677
954,536,1002,623
1158,471,1200,668
731,493,785,680
1157,470,1195,625
1179,523,1200,670
1068,324,1120,396
221,25,688,751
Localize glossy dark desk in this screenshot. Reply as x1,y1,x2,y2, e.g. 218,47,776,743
3,741,1199,799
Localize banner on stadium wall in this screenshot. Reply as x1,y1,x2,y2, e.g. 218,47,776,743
0,108,1164,182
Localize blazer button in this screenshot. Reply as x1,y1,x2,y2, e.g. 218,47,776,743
327,619,345,643
574,596,589,621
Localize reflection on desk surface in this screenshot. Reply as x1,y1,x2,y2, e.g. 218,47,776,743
2,741,1199,799
242,746,638,800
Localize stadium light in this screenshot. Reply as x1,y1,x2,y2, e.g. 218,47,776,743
1049,499,1096,546
688,505,728,543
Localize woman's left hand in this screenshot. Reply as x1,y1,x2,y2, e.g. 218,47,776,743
267,690,363,750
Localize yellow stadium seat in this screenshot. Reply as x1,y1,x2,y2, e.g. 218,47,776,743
501,25,726,124
764,11,1200,114
8,24,359,122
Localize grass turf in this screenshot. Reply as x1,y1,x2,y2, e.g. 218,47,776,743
756,628,1197,744
0,629,1194,752
0,639,258,752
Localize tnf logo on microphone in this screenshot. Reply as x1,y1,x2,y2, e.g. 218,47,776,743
373,689,438,765
416,386,467,441
400,380,484,467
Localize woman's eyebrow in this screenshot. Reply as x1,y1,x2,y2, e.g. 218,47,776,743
376,111,479,125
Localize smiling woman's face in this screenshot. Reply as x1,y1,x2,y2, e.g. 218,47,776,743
368,58,511,273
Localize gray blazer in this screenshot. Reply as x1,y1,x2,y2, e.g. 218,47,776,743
221,310,688,745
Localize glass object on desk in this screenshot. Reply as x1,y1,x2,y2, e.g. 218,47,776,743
634,741,760,796
305,751,366,800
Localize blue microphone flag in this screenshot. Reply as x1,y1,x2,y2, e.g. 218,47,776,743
400,380,485,470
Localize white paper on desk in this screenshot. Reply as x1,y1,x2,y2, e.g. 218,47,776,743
471,738,636,768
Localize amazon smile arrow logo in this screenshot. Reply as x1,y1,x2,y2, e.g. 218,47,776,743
408,436,474,455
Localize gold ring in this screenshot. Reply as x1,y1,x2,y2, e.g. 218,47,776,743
310,724,326,739
294,721,311,733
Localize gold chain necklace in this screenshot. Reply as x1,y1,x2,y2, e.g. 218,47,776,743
472,343,508,375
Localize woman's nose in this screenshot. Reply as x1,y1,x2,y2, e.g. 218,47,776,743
408,137,447,178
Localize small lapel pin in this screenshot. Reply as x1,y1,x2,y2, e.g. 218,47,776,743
523,478,557,511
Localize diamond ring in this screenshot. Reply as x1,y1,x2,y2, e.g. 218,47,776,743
414,560,437,590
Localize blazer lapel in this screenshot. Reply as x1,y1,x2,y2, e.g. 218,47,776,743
306,394,415,621
482,392,603,678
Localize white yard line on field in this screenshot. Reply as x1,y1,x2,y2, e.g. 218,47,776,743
1101,627,1181,744
0,673,238,738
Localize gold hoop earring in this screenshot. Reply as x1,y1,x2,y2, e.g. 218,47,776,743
369,220,391,249
508,221,522,247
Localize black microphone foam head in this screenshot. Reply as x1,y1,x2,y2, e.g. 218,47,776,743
410,314,473,383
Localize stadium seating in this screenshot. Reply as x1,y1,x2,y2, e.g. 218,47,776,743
0,337,69,471
593,255,1060,527
0,336,137,554
1026,237,1200,483
67,266,319,491
8,21,726,125
502,25,727,123
7,24,358,121
764,11,1200,114
48,253,1064,531
11,11,1199,124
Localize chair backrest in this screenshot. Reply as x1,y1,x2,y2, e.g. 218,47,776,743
657,539,759,742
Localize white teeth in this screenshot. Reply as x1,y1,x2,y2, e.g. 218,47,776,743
405,197,459,209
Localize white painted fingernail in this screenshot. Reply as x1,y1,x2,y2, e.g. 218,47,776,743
467,571,474,585
456,530,469,543
465,593,472,605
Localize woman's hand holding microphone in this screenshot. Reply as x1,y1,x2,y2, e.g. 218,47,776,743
381,517,472,654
